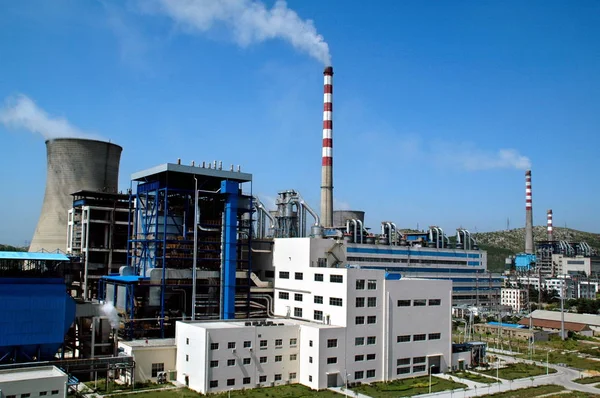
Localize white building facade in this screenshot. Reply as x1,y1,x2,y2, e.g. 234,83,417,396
500,288,528,312
118,338,176,384
0,366,67,398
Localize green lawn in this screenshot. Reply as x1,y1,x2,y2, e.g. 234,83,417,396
573,375,600,385
525,350,600,372
475,363,555,380
351,376,467,397
109,385,342,398
479,385,564,397
546,392,600,398
84,379,166,394
448,371,498,384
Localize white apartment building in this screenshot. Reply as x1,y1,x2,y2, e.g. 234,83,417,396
500,288,528,313
0,366,67,398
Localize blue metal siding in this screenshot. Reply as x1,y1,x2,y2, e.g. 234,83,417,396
347,246,481,259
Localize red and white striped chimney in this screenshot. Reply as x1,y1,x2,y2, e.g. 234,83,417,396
320,66,334,228
525,170,534,254
547,209,553,241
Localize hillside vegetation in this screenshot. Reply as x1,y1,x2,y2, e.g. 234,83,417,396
0,244,27,252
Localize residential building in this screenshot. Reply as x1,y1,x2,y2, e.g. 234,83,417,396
500,288,528,313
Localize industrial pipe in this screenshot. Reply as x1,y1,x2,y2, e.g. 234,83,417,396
357,219,364,244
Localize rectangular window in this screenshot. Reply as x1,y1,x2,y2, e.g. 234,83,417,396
151,363,165,377
260,340,267,348
329,297,343,306
413,299,427,306
367,336,376,345
22,395,30,398
429,333,441,340
367,297,377,307
327,339,338,348
355,337,365,346
210,360,219,368
275,339,283,347
356,279,365,290
355,354,364,361
210,343,219,350
294,293,303,301
397,358,411,366
309,356,313,363
243,357,251,365
429,299,441,306
314,310,323,321
309,375,313,382
259,375,267,383
397,335,411,343
355,316,365,325
40,393,47,397
290,354,297,360
397,299,411,307
367,353,376,360
397,367,411,375
315,273,324,281
414,334,426,341
227,359,235,366
413,356,426,364
244,340,251,348
275,355,282,362
355,371,364,380
317,257,327,267
327,357,337,364
294,307,303,317
228,342,236,349
290,338,297,346
279,271,289,279
413,365,426,372
356,297,365,307
186,354,189,362
289,372,297,380
366,369,376,378
274,374,282,381
295,272,303,280
243,377,251,385
260,357,267,363
279,291,289,300
367,315,377,324
314,295,323,304
330,274,343,283
210,380,218,388
227,379,235,386
367,280,377,290
186,338,189,345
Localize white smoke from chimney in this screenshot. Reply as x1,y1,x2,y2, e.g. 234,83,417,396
0,94,97,140
101,302,121,330
152,0,331,64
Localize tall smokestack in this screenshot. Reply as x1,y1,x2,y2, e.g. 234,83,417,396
525,170,534,254
547,209,553,241
320,66,334,228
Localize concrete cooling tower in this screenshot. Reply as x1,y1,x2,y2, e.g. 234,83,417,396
29,138,122,253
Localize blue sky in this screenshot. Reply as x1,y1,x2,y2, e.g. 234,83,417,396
1,0,599,246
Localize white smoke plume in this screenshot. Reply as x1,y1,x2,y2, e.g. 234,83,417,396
453,148,532,171
153,0,331,65
0,94,95,139
101,302,121,330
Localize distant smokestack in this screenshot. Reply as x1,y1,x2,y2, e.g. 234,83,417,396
320,66,334,228
525,170,534,254
547,209,553,241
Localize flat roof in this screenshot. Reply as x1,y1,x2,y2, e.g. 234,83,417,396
131,163,252,183
181,318,341,330
0,252,70,261
531,310,600,327
0,366,66,382
120,338,175,348
102,275,148,283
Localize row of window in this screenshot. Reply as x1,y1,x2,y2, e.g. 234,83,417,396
397,365,426,374
397,333,441,342
356,297,378,307
355,315,377,325
279,292,343,307
347,256,470,266
209,373,297,388
307,338,338,348
308,356,338,364
210,338,298,351
5,392,59,398
355,336,377,346
279,271,345,283
355,353,376,361
354,369,376,380
209,353,298,367
397,299,441,306
397,356,426,366
356,279,377,290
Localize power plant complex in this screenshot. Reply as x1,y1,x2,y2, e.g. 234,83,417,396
1,65,595,396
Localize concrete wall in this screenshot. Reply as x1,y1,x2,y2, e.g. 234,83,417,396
119,343,176,384
0,367,67,398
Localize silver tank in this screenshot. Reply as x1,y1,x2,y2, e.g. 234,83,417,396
333,210,365,228
29,138,122,253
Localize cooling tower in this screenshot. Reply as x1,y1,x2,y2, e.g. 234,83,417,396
29,138,122,253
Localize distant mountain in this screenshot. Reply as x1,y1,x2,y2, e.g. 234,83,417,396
0,244,28,252
473,227,600,273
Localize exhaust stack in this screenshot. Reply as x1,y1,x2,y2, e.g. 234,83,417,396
547,209,553,241
525,170,534,254
320,66,334,228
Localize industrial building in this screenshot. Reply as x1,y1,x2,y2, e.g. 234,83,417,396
0,366,68,398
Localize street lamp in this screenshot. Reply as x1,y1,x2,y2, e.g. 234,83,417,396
429,364,435,394
346,373,351,392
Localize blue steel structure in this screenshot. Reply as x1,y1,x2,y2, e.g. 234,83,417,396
220,180,239,320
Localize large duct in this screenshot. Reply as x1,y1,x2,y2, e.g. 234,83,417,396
547,209,553,242
29,138,122,253
525,170,534,254
320,66,334,228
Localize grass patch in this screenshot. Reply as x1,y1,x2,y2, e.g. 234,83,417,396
524,350,600,372
84,379,166,394
573,375,600,385
448,371,498,384
352,375,466,397
109,385,342,398
475,363,555,380
482,384,564,397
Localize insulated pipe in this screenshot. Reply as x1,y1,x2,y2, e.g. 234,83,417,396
386,222,393,245
299,199,320,226
391,223,398,245
352,219,358,244
346,220,351,235
438,227,445,248
356,219,364,244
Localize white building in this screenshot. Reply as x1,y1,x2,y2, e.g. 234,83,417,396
0,366,67,398
118,338,176,384
500,288,528,313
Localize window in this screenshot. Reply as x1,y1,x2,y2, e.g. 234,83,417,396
413,365,426,372
6,395,16,398
367,336,376,345
294,293,303,301
413,356,426,364
309,340,313,347
290,354,297,360
429,333,441,340
315,273,324,281
228,342,236,349
210,380,218,388
309,356,313,363
397,367,411,375
356,297,365,307
429,299,441,306
314,295,323,304
279,291,289,300
151,363,164,377
414,334,426,341
366,369,376,378
275,374,282,381
186,338,189,345
355,354,364,361
356,279,365,290
367,297,377,307
260,340,268,348
330,274,343,283
317,257,327,267
186,354,189,362
243,377,251,385
290,338,297,346
355,316,365,325
330,297,343,306
355,371,364,380
289,372,297,380
397,358,411,366
314,310,323,321
275,355,282,362
260,356,267,363
279,271,289,279
275,339,283,347
211,343,219,350
294,307,303,317
210,360,219,368
244,340,251,348
327,357,337,364
259,375,267,383
367,315,377,324
397,299,411,307
413,299,427,306
295,272,303,280
228,359,236,366
227,379,235,386
309,375,313,382
243,357,251,365
367,280,377,290
355,337,365,346
367,353,376,360
327,339,338,348
22,395,30,398
40,393,47,397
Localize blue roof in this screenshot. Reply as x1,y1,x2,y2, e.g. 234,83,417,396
102,275,147,283
0,252,70,261
488,322,525,329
